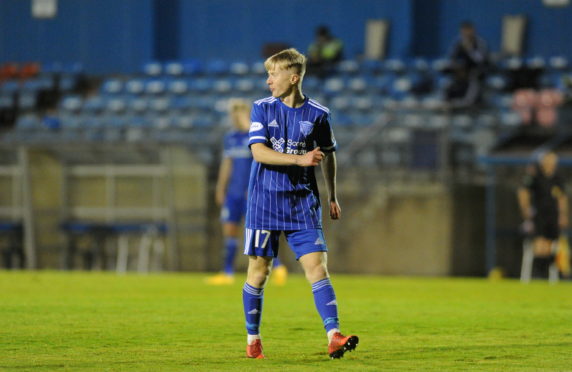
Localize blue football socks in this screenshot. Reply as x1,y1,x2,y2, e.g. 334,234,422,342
311,278,340,332
243,283,264,335
223,237,237,274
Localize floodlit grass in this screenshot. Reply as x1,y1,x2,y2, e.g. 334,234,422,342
1,272,571,371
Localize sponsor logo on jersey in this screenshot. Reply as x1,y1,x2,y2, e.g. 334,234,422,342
299,121,314,136
268,119,279,128
250,121,263,133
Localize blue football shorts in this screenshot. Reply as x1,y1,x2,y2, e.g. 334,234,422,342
243,228,328,260
221,194,247,224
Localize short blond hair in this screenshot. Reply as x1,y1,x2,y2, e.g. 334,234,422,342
228,98,250,113
264,48,306,78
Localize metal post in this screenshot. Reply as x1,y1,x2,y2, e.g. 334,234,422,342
19,147,36,269
484,166,496,273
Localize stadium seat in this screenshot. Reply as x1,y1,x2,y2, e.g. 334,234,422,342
105,97,127,114
548,56,568,71
144,79,167,95
142,62,162,76
323,77,345,96
164,62,184,76
205,60,229,76
384,59,406,74
167,79,189,95
230,61,249,76
125,79,145,95
251,61,266,76
60,95,83,113
360,59,384,76
337,60,360,76
101,79,123,95
235,78,256,94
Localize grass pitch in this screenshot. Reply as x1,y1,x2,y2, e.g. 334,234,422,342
1,272,571,371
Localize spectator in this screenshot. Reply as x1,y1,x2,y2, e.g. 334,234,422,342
307,25,343,78
445,21,489,108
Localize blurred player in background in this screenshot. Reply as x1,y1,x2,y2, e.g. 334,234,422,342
242,48,358,359
518,152,568,275
206,99,288,285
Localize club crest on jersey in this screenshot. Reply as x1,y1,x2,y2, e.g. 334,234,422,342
299,121,314,136
270,137,285,152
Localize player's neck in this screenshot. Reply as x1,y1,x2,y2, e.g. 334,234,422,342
280,86,305,108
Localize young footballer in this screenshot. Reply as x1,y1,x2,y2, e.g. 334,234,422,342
207,99,288,285
242,48,358,359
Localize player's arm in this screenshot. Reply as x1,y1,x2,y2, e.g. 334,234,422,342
517,186,533,220
250,143,324,167
215,157,232,207
321,152,341,220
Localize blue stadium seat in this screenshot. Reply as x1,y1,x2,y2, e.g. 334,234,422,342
144,79,167,95
205,60,229,76
60,95,83,113
183,60,203,75
189,78,214,94
127,97,150,114
149,97,171,113
0,94,13,108
360,59,384,76
251,61,266,76
410,58,430,72
18,93,36,110
486,75,507,91
125,79,145,95
384,59,406,74
105,97,127,114
142,62,162,76
82,96,106,114
347,77,368,94
526,56,546,69
235,78,256,94
548,56,568,71
15,115,41,130
0,80,19,94
230,61,249,76
167,79,189,95
212,78,233,95
323,77,345,96
431,58,451,73
337,60,360,76
101,79,123,95
164,62,184,76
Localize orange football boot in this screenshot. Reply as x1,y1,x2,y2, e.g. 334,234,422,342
328,332,359,359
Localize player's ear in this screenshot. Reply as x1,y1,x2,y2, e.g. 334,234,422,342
290,73,300,85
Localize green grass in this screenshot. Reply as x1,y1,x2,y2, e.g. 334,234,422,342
1,272,571,371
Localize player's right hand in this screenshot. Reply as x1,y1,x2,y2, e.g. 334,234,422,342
297,147,324,167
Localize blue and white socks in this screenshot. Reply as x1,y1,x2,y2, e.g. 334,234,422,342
243,283,264,342
311,278,340,341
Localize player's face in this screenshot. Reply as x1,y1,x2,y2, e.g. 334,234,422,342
266,66,297,98
231,108,251,132
540,153,558,176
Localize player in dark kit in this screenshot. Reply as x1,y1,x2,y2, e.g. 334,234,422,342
518,152,568,273
241,48,358,359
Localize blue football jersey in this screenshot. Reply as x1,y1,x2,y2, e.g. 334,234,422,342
223,130,252,198
246,96,337,230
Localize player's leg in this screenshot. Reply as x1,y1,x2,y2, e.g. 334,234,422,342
243,229,280,358
288,229,358,358
206,196,243,285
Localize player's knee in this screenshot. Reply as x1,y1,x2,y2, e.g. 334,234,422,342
304,263,328,283
247,266,271,287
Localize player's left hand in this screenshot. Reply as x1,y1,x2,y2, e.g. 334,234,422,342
559,214,568,229
329,200,341,220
